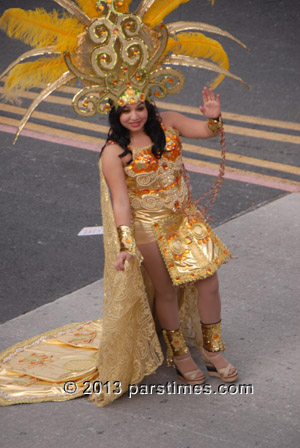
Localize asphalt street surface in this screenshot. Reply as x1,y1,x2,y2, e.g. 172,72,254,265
0,0,299,323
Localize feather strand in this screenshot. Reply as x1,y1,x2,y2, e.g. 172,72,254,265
167,22,248,50
4,57,67,102
0,46,57,83
53,0,90,25
143,0,190,28
0,9,83,53
13,71,76,144
74,0,99,18
165,54,249,89
165,32,229,87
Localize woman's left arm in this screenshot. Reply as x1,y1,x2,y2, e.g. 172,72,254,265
161,86,222,139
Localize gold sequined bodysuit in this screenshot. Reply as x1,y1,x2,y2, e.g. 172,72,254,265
124,128,231,286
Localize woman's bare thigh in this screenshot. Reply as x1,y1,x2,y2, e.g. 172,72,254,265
137,241,175,296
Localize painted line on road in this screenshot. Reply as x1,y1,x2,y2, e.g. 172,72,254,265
184,160,300,193
184,157,300,187
2,80,299,132
78,227,103,236
183,141,300,175
1,89,299,144
0,116,104,148
155,100,300,131
62,86,300,131
224,124,300,145
0,122,102,151
1,105,299,176
0,103,109,134
1,121,299,193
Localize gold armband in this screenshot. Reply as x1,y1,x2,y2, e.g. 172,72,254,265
117,225,136,256
207,114,224,133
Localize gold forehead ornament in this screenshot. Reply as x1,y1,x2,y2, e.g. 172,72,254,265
0,0,248,142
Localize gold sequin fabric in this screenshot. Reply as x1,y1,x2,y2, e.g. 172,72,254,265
125,129,188,216
125,128,232,285
201,320,226,352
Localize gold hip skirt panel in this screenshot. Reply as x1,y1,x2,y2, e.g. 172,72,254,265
134,207,232,285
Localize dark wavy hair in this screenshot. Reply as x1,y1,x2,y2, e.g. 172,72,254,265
104,101,166,160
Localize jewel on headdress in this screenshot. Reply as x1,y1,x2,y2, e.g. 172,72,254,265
117,87,147,107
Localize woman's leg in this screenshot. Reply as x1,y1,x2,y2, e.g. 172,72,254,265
195,273,237,378
195,272,221,324
137,241,179,330
137,241,205,380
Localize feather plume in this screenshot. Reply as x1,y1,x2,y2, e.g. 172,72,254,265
165,32,229,88
3,57,66,102
143,0,190,28
0,8,83,53
74,0,99,18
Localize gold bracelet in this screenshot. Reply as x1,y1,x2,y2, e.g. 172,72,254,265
207,114,224,133
117,225,136,256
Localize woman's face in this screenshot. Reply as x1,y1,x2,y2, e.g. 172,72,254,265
119,101,148,133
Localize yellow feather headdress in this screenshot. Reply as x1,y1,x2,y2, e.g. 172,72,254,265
0,0,248,142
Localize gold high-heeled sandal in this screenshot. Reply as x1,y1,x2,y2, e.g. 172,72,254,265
200,320,238,382
162,327,206,385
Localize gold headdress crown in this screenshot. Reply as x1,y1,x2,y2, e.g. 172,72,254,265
0,0,248,141
65,0,186,116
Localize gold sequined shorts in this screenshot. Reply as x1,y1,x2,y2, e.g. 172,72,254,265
134,220,156,245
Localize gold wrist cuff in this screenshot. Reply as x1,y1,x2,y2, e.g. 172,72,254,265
117,225,136,256
162,327,189,366
207,114,224,133
201,320,225,352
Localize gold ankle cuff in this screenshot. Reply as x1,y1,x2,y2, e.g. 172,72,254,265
201,320,225,352
162,327,189,367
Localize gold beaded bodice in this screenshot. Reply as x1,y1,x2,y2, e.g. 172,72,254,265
124,128,188,222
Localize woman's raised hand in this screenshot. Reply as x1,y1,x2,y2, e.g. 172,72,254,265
199,86,221,119
114,251,132,271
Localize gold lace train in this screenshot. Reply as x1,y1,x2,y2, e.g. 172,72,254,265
0,160,205,406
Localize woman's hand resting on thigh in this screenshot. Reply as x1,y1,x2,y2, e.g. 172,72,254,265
114,251,132,271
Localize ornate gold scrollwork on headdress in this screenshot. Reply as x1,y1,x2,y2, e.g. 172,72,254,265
64,0,184,116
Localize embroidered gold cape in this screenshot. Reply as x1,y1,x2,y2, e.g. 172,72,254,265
0,159,205,407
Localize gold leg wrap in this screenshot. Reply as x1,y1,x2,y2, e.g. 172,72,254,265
162,327,189,367
201,320,226,352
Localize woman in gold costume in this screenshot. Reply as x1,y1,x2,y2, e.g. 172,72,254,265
0,0,247,406
101,86,237,387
